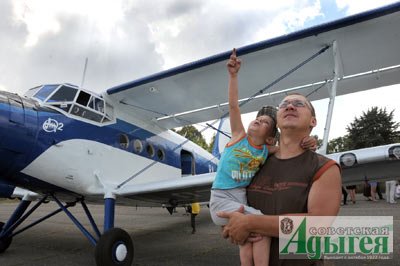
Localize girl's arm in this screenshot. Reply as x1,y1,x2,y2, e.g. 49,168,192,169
267,145,278,155
227,49,246,143
300,136,318,151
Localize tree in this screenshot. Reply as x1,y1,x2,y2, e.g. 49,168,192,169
311,135,323,150
346,107,400,149
175,125,209,151
327,136,350,154
208,134,216,153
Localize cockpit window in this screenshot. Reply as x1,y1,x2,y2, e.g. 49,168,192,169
47,85,78,102
31,83,114,124
34,85,59,101
24,86,43,98
76,91,91,106
88,97,105,113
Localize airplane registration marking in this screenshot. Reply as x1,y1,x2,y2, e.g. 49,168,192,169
42,118,64,132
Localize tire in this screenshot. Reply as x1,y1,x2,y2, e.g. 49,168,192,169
95,228,133,266
0,222,12,253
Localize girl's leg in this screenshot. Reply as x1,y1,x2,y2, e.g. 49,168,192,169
239,242,253,266
252,236,270,266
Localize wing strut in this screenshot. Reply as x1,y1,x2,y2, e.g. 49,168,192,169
320,41,342,154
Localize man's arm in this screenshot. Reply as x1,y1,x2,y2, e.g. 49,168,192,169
307,164,341,215
219,164,341,244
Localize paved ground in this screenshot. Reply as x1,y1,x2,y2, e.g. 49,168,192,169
0,194,399,266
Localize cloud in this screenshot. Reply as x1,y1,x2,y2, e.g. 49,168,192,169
0,0,322,94
335,0,399,15
143,0,322,68
1,0,164,93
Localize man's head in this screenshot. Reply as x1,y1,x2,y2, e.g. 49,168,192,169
277,93,316,132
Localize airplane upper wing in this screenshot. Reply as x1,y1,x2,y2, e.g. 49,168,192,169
105,3,400,129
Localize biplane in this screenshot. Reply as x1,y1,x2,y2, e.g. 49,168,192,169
1,2,400,265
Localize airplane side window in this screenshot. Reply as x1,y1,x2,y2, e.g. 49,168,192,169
47,86,77,102
133,139,143,153
71,104,103,122
157,148,165,161
95,99,104,113
146,143,155,158
88,97,105,113
82,109,103,122
119,134,129,149
73,106,80,114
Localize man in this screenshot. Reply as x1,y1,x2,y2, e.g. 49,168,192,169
218,93,341,265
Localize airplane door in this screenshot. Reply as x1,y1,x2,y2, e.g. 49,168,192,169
9,95,25,124
0,94,39,177
181,150,195,176
1,95,37,155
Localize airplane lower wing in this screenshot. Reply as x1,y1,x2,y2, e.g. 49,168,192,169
0,182,39,200
327,143,400,185
115,144,400,206
117,173,215,206
3,145,398,207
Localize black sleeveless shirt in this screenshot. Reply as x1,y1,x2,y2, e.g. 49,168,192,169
247,150,339,266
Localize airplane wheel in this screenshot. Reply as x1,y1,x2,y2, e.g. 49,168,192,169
95,228,133,266
0,222,12,253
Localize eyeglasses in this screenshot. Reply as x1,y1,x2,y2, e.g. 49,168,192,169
278,99,308,109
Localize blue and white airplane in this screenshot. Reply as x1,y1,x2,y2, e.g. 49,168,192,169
1,2,400,265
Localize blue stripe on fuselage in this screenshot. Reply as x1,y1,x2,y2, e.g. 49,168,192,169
32,106,215,173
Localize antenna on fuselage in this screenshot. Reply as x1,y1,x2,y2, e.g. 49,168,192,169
80,57,89,88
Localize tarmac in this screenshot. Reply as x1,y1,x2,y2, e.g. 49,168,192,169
0,194,399,266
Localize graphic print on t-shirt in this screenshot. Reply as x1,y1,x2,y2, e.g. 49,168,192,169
231,147,265,182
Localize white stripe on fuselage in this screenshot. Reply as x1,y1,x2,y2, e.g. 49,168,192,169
21,139,180,195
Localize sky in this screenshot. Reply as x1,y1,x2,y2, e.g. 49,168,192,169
0,0,399,143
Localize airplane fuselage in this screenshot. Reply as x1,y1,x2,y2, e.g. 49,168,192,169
0,87,217,200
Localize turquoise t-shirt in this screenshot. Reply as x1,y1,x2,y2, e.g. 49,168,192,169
212,135,268,189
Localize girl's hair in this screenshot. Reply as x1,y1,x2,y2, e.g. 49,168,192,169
257,106,277,138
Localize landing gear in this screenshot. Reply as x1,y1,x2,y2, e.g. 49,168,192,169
0,222,12,253
0,194,135,265
95,228,133,266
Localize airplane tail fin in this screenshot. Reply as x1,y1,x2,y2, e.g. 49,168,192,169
211,117,231,159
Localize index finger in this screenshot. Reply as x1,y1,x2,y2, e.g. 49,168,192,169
230,48,237,59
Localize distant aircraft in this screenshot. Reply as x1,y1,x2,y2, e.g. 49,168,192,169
1,2,400,265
